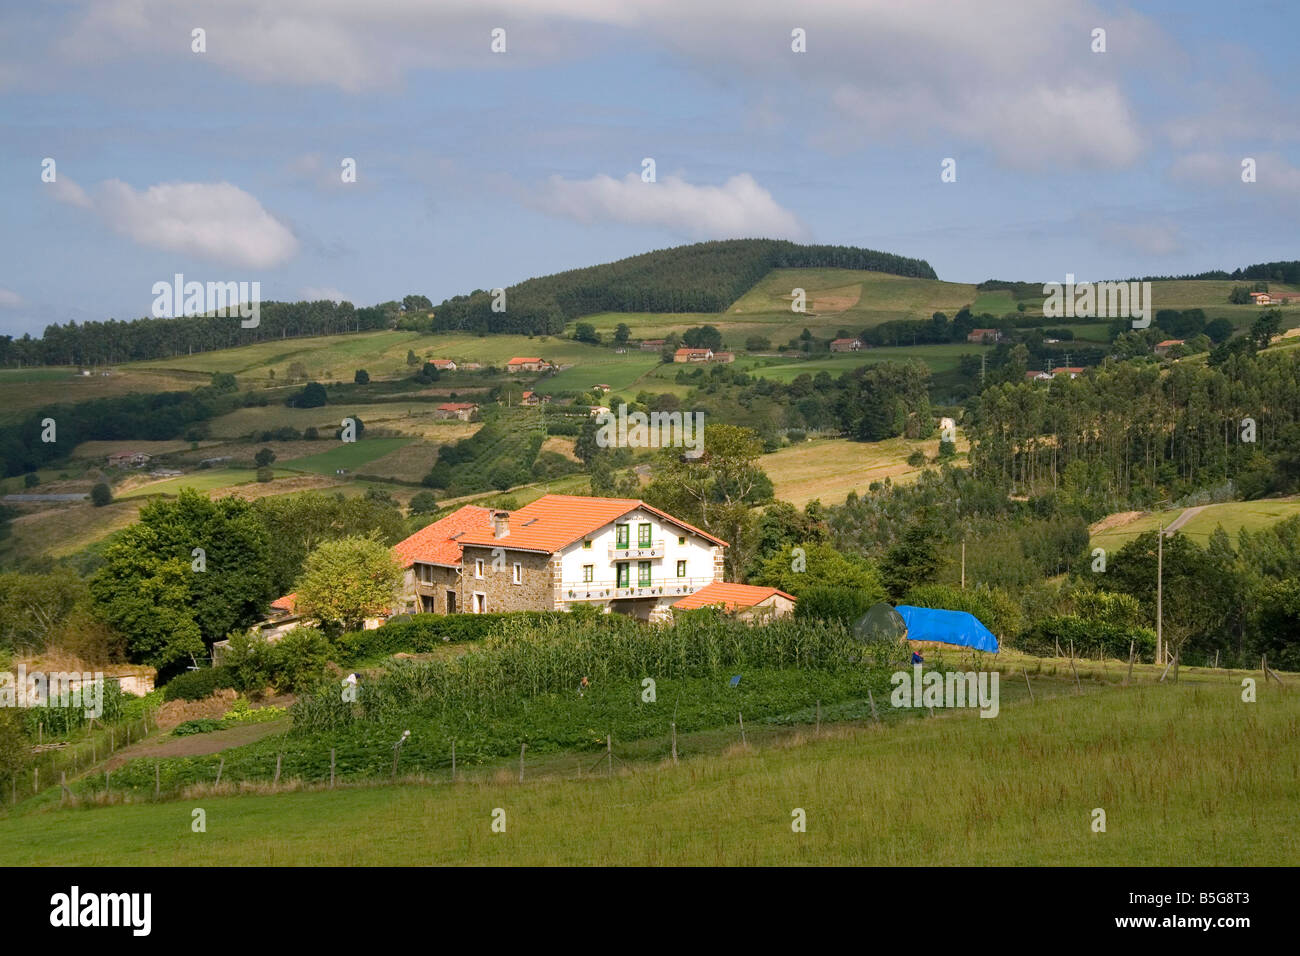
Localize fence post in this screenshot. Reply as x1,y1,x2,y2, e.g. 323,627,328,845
1125,641,1135,687
1023,668,1034,703
33,767,38,794
606,734,613,777
868,688,880,722
815,699,821,734
738,712,746,746
215,757,224,787
519,742,526,784
329,748,336,789
274,753,282,785
670,722,677,763
450,740,455,783
154,761,160,798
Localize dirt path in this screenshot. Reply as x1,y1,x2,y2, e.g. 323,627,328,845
1164,505,1204,534
102,719,289,772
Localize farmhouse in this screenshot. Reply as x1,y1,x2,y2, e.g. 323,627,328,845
711,351,736,363
107,451,151,468
394,505,494,614
434,402,478,421
1051,366,1085,379
590,405,612,417
521,390,550,407
1154,339,1184,357
446,494,726,621
967,329,1002,344
1025,370,1052,382
639,339,666,351
592,384,611,393
1249,291,1272,305
671,582,796,621
506,357,552,373
427,359,457,371
674,348,713,363
830,338,862,352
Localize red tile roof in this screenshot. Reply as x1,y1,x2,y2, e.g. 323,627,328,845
1051,366,1085,375
1156,339,1184,347
456,494,727,553
672,582,796,611
392,505,494,568
437,402,477,411
270,593,297,614
675,348,711,357
507,357,543,365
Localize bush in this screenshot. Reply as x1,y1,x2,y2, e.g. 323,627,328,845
162,665,237,701
256,467,273,483
223,628,335,693
1019,615,1156,660
23,473,38,488
90,482,112,507
172,718,223,736
335,612,553,662
354,369,370,385
794,586,879,627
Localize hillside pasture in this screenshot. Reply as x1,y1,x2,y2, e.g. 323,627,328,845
1089,497,1300,550
761,435,969,507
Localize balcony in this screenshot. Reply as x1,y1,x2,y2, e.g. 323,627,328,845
561,576,713,603
609,539,665,560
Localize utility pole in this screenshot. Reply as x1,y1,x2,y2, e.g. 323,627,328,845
1156,519,1164,665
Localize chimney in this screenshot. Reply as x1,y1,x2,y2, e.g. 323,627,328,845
491,510,510,538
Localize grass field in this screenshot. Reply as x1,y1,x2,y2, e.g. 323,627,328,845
279,438,414,476
1090,497,1300,550
1,679,1293,865
115,468,298,499
761,435,969,507
0,367,202,422
734,343,980,384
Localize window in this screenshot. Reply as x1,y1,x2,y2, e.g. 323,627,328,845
474,558,484,579
616,562,630,587
615,524,629,549
676,560,686,577
512,562,522,585
638,523,652,547
473,593,486,614
583,564,594,583
638,561,652,587
582,539,592,549
678,536,686,545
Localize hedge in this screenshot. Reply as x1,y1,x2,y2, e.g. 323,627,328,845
794,587,879,627
1019,615,1156,660
336,612,556,663
162,665,238,701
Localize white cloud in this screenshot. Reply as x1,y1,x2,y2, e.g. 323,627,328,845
48,176,92,208
532,172,808,240
1170,151,1300,198
299,286,349,302
50,177,299,268
55,0,1162,170
0,287,22,308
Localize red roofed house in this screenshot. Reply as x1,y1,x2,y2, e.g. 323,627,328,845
830,338,862,352
1249,291,1272,305
428,359,457,371
711,351,736,364
1154,339,1184,358
671,582,796,621
1051,366,1085,379
453,495,726,621
1025,370,1052,383
393,505,495,614
434,402,479,421
967,329,1002,345
673,348,713,363
506,357,551,373
639,339,666,351
521,390,550,406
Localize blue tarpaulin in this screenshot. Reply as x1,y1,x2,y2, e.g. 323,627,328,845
894,605,1000,652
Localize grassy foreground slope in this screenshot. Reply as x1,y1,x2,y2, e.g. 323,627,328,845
3,682,1294,866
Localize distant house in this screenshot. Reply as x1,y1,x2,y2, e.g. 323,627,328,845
435,402,479,421
428,359,457,371
1154,339,1185,357
830,338,862,352
1249,292,1273,305
590,405,612,417
521,390,550,407
107,451,151,468
711,351,735,364
592,384,612,393
967,329,1002,345
1051,366,1085,379
1025,371,1052,383
506,357,551,373
639,339,666,351
1256,291,1300,305
674,348,713,363
671,582,796,621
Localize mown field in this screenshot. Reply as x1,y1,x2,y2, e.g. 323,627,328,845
1,680,1293,865
760,435,969,507
1090,497,1300,551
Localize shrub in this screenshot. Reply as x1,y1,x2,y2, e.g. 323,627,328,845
162,665,237,701
335,612,552,663
23,473,38,488
90,482,112,507
354,369,370,385
1019,615,1156,660
172,718,223,736
256,467,273,483
794,586,879,626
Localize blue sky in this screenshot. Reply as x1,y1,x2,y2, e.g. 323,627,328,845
2,0,1298,337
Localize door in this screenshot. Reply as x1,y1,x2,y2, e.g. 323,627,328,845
446,590,457,614
473,593,486,613
616,562,630,588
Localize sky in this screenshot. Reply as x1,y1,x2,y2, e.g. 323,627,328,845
1,0,1298,337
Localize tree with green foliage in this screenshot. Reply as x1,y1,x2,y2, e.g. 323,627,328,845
354,369,370,384
574,322,601,344
880,513,944,600
90,489,275,671
408,491,440,516
254,447,276,468
90,482,112,507
294,535,403,633
613,323,631,346
295,382,328,408
752,542,885,600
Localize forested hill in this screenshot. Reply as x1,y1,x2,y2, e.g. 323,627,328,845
425,239,938,335
3,240,935,366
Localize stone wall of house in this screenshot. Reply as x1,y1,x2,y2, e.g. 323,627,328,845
409,563,462,614
459,545,557,613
